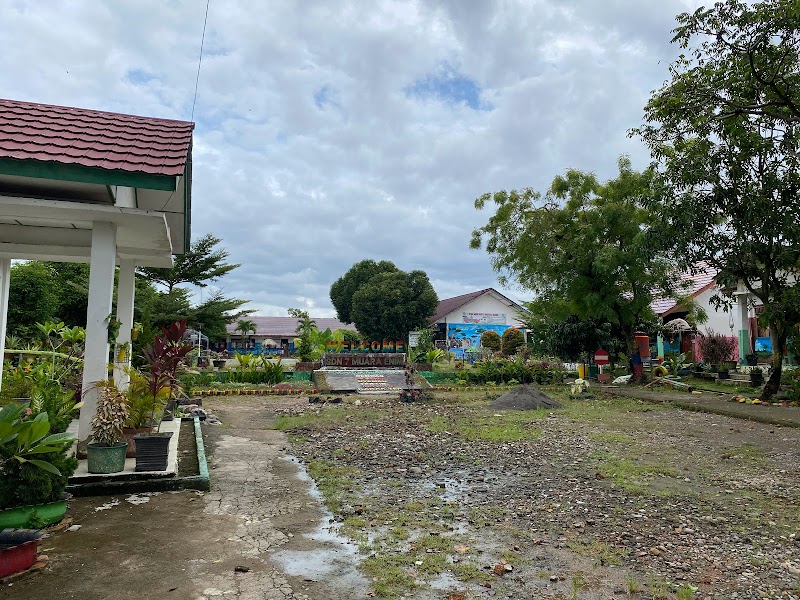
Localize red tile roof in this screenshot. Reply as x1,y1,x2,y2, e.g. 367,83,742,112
651,269,717,315
429,288,525,323
0,99,193,176
430,289,491,323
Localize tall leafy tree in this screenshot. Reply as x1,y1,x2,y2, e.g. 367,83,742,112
138,233,240,294
633,0,800,400
49,263,90,326
471,157,680,354
330,259,398,324
7,262,60,338
350,269,438,341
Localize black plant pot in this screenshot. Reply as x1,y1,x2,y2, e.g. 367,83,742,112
133,432,173,472
718,371,730,379
750,373,764,386
745,356,758,366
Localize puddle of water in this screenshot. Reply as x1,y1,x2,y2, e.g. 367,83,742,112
94,499,120,511
271,456,369,594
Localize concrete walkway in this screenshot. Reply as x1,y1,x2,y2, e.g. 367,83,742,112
1,397,357,600
605,386,800,428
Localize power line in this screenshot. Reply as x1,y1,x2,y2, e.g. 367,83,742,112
190,0,211,122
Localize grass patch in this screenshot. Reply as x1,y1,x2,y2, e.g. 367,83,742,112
594,456,679,495
722,444,766,463
361,554,416,598
306,459,360,513
425,410,545,442
566,539,629,566
468,505,509,527
561,394,668,425
274,408,384,431
589,432,635,444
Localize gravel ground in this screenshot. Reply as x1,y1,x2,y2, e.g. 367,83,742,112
275,390,800,599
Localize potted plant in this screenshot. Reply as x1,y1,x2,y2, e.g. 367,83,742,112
745,353,758,366
122,369,169,457
698,329,737,371
106,314,122,344
750,366,765,386
87,384,129,474
717,364,730,379
134,321,192,472
0,404,77,527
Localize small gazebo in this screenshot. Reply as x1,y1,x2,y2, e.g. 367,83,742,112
0,99,194,445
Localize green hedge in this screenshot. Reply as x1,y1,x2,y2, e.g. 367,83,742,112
180,369,285,388
420,371,458,383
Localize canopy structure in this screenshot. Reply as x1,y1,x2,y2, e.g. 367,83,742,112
664,318,693,333
0,99,194,444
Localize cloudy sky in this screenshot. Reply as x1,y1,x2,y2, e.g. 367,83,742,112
0,0,705,318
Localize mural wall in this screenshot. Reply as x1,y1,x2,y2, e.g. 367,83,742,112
446,323,512,357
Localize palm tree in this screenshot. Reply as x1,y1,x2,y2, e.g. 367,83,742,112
235,319,257,348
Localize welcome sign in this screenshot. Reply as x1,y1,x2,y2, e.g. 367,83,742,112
323,353,406,367
325,340,406,353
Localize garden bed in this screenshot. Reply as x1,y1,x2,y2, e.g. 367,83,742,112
66,417,209,495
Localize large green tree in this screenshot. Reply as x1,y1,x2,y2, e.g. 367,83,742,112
138,233,240,294
7,262,60,338
634,0,800,400
329,259,398,324
350,269,438,341
471,157,680,354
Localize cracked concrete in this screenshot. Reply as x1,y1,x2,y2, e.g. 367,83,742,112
2,396,362,600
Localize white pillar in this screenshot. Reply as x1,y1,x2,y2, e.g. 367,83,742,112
737,291,750,363
0,259,10,392
113,259,136,391
78,222,117,444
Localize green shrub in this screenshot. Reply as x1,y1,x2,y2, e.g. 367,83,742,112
0,450,77,509
28,382,80,434
481,330,501,352
180,368,284,387
501,328,525,355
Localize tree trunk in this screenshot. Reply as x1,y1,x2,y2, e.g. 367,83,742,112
762,324,788,402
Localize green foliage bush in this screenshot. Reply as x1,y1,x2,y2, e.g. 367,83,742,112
481,330,501,352
501,328,525,356
697,329,736,366
180,368,284,388
456,358,565,385
0,450,77,509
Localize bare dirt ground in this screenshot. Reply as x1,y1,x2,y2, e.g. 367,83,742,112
3,390,798,600
265,390,800,600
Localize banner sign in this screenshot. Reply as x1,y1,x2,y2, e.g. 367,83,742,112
462,312,506,325
323,353,406,367
408,331,420,348
325,340,406,353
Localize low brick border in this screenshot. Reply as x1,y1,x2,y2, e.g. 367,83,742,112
192,388,317,397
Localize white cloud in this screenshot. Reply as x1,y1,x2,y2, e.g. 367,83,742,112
0,0,704,316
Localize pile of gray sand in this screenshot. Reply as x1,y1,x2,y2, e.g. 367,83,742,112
490,385,562,410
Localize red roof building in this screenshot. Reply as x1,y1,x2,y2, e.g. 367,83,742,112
0,98,195,443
